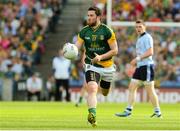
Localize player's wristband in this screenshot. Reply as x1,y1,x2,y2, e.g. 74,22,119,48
136,56,141,61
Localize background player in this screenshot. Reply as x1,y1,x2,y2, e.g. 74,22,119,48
115,20,162,118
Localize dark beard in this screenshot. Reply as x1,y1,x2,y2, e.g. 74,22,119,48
88,20,97,27
89,23,96,27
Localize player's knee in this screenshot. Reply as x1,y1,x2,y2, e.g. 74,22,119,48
128,79,139,92
144,81,154,87
128,85,136,92
87,81,98,94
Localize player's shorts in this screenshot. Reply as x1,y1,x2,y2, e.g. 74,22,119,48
84,64,116,89
132,64,154,81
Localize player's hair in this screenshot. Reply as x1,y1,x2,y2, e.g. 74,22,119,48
88,6,101,16
136,19,145,26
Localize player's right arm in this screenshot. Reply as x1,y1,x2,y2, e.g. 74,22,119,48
130,35,153,66
75,34,84,50
81,47,86,65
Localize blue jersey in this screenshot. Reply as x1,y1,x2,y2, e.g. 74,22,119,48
136,32,154,67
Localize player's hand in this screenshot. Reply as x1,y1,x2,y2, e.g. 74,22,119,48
91,53,102,64
125,64,136,77
130,58,137,66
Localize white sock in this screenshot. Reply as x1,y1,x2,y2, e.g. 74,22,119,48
154,107,161,115
125,105,133,113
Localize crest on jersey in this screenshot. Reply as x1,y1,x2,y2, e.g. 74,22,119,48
92,35,97,41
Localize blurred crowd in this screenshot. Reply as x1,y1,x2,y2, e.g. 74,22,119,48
0,0,66,100
94,0,180,22
111,0,180,22
0,0,63,79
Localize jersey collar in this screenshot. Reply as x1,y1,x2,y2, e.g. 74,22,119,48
140,32,146,37
91,23,101,32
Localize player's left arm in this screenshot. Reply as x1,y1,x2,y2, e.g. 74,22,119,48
92,32,118,64
101,38,118,60
130,48,153,66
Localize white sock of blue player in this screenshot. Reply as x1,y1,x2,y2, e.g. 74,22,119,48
154,107,161,115
125,105,133,114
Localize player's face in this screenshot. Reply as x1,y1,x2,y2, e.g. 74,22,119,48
87,11,98,27
135,23,146,35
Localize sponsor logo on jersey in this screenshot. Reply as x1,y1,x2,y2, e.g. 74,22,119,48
85,36,90,40
100,35,104,40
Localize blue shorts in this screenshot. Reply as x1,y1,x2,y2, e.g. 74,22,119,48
132,65,154,81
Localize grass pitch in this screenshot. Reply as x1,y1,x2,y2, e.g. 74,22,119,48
0,102,179,130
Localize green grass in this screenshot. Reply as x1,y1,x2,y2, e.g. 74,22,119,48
0,102,180,130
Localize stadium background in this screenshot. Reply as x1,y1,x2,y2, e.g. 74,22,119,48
0,0,180,102
0,0,179,103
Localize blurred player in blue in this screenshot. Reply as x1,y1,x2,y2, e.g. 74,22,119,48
75,82,87,107
115,20,162,118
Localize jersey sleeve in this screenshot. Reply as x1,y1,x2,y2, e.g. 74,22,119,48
144,35,153,49
77,34,84,44
77,30,85,44
106,27,117,45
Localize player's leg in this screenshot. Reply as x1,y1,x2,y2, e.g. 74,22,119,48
145,77,162,117
87,82,98,127
55,79,62,101
63,79,70,102
145,65,161,117
115,79,139,117
36,92,41,101
87,81,98,113
115,66,142,117
85,70,100,127
127,79,139,109
100,80,111,96
27,91,32,101
75,82,87,106
100,65,116,96
144,81,161,117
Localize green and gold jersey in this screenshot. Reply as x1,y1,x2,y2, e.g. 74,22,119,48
77,23,116,68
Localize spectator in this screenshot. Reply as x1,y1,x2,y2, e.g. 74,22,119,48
52,49,71,101
11,57,24,75
26,72,42,101
46,74,55,101
49,0,61,33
